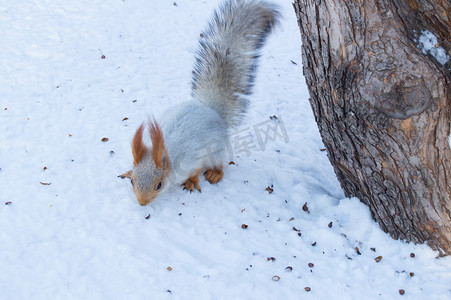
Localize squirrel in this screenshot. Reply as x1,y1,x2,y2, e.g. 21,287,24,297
120,0,280,206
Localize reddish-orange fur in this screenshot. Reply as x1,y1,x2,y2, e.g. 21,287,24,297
204,165,224,184
148,119,167,169
132,124,147,166
183,169,202,192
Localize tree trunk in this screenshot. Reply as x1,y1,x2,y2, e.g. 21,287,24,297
293,0,451,255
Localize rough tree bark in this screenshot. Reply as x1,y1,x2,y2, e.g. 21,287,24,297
293,0,451,255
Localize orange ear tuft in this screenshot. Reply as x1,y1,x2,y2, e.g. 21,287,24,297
148,119,167,169
132,123,147,166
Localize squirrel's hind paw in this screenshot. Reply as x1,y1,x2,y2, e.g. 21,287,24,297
204,167,224,184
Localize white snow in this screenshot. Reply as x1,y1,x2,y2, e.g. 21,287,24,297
417,30,450,65
1,1,450,299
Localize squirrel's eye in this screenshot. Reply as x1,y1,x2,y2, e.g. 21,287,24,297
131,179,134,186
156,182,162,190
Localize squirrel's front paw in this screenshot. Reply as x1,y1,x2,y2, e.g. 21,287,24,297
182,170,202,193
204,166,224,184
118,170,132,179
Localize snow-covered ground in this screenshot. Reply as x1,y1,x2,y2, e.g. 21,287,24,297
1,1,450,299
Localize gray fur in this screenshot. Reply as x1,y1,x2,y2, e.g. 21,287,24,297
133,154,166,193
192,0,280,127
161,101,227,186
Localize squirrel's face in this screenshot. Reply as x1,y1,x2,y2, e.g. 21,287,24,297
132,155,170,206
130,120,170,206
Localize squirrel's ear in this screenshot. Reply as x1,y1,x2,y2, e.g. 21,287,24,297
149,119,168,169
132,123,147,166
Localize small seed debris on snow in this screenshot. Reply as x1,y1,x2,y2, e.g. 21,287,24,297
375,256,383,263
241,224,248,229
229,161,235,165
101,138,109,142
410,253,415,258
267,257,276,262
40,182,51,185
265,185,274,194
272,275,280,281
285,266,293,272
311,242,317,246
308,263,314,268
399,289,405,295
290,60,297,65
167,267,172,271
305,287,311,292
409,272,414,277
328,222,333,228
302,202,309,212
5,202,12,206
145,214,150,220
292,226,300,232
355,247,361,255
122,117,128,121
98,49,106,59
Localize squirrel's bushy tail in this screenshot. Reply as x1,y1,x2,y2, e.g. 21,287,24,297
191,0,280,127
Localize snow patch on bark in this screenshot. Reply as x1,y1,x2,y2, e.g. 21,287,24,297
417,31,449,65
